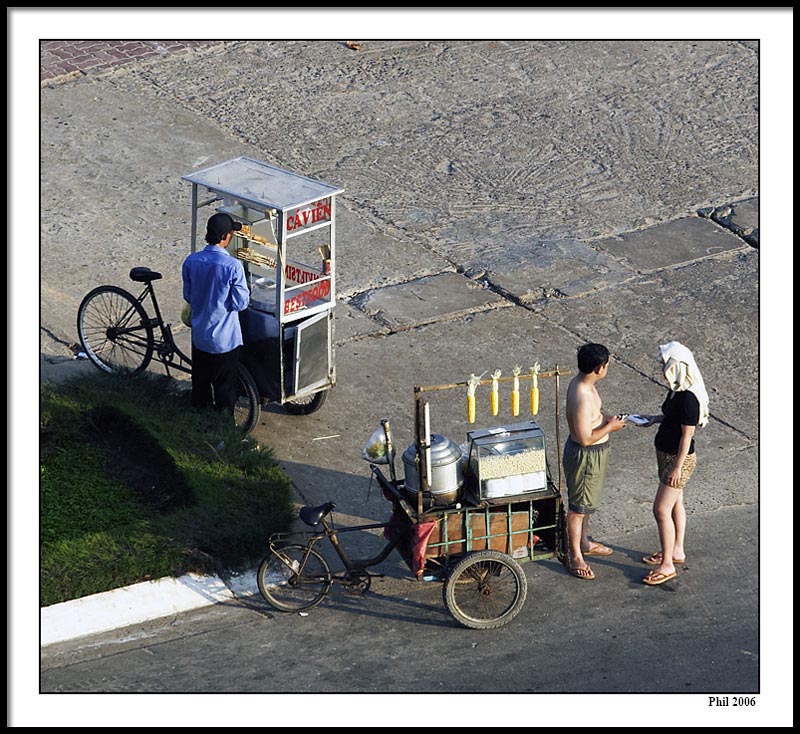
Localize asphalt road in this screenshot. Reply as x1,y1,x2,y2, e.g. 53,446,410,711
14,9,795,729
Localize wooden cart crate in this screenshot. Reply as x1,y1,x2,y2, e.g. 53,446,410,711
424,495,560,562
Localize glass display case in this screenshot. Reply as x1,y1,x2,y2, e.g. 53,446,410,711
465,421,550,503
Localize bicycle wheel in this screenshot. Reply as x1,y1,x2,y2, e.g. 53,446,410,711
284,389,327,415
77,286,154,374
234,365,261,434
443,550,528,630
257,544,331,612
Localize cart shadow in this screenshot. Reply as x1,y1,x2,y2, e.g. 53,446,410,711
239,577,455,628
320,584,456,628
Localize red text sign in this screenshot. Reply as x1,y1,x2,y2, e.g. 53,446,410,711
286,198,331,232
284,280,332,315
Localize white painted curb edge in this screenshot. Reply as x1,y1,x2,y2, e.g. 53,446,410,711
41,570,260,647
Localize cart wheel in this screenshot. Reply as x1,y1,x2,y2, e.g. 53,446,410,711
284,389,327,415
443,550,528,630
234,365,261,434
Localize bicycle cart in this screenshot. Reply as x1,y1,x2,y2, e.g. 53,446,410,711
76,157,344,433
182,157,344,417
257,366,572,629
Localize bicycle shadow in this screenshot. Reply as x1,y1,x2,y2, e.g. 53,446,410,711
319,583,456,628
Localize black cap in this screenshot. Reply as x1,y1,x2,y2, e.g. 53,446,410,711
206,212,243,243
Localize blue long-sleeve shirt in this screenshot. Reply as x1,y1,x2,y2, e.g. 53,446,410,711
182,245,250,354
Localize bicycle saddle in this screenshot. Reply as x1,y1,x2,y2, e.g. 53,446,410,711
129,267,163,283
299,502,336,527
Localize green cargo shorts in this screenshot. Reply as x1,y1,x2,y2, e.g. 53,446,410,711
563,437,611,514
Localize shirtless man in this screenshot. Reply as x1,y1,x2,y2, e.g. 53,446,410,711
563,343,626,580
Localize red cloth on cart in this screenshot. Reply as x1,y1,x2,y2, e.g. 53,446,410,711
409,520,438,578
382,488,438,578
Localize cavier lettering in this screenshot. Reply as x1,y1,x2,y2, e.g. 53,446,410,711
283,280,331,314
286,198,331,231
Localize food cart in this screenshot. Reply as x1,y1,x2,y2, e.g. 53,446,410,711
181,157,344,414
258,364,571,629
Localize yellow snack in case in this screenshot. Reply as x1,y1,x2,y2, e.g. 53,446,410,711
530,363,540,416
511,365,521,417
490,370,501,416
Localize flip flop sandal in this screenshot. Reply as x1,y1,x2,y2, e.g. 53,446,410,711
570,565,595,580
585,545,613,556
642,552,686,566
642,570,677,586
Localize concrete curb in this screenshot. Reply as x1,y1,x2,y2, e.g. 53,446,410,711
41,570,260,647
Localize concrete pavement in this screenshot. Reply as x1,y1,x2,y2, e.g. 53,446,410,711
17,16,793,726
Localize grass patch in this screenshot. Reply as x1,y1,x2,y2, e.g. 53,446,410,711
40,371,295,607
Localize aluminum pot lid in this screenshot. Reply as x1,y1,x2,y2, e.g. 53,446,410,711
402,434,462,466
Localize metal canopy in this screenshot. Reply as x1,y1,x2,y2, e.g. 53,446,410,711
181,156,344,212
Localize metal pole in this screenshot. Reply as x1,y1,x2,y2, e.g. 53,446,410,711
277,210,286,403
416,370,565,393
190,184,198,253
329,195,336,303
413,388,423,517
555,365,563,497
381,419,396,483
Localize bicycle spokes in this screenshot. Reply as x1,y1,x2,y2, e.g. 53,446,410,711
257,544,331,612
77,286,154,374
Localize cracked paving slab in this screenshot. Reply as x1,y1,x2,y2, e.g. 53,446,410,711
590,215,748,272
350,271,505,329
704,197,759,248
466,237,634,302
332,300,387,342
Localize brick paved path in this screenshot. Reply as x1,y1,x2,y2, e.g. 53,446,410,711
40,40,220,83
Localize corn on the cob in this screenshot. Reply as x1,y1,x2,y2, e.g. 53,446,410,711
490,370,501,416
467,374,480,424
530,363,540,416
511,365,521,416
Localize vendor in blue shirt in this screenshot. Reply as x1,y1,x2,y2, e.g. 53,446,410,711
182,212,250,414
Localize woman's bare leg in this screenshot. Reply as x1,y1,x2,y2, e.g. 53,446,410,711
671,495,686,561
651,482,681,577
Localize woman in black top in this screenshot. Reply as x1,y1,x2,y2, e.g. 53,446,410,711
639,341,709,586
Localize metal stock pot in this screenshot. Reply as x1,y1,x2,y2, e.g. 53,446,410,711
402,434,463,505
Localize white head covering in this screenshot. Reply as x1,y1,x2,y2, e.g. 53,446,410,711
659,341,710,427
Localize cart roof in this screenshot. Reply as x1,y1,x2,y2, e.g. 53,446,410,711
181,156,344,211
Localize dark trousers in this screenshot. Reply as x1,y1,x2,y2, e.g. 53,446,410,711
191,345,241,413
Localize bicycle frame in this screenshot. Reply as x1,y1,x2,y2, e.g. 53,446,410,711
130,280,193,376
269,518,402,580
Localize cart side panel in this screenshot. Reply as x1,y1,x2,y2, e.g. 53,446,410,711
424,497,559,562
291,310,332,397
